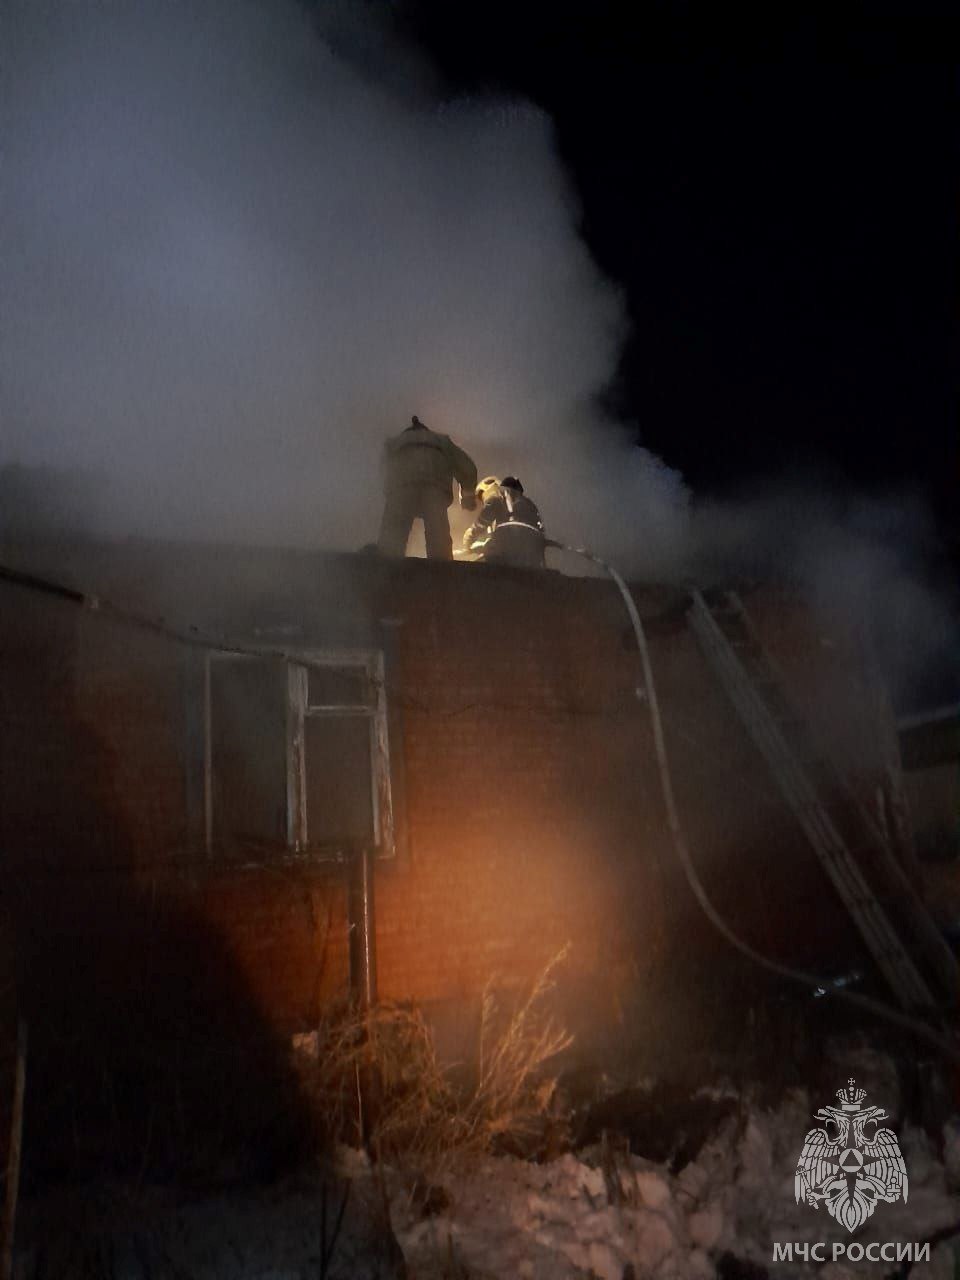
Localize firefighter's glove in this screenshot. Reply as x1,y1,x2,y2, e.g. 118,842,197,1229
460,491,478,512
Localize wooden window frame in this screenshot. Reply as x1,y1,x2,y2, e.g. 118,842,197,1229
203,648,394,863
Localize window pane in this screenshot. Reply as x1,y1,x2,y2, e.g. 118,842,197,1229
304,715,374,847
210,658,287,848
307,665,369,708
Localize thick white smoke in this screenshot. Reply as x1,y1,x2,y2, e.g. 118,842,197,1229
4,0,954,712
1,0,689,573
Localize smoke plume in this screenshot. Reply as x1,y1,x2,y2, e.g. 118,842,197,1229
4,1,955,711
1,0,688,571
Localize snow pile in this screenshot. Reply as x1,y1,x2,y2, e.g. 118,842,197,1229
386,1089,960,1279
16,1077,959,1277
392,1151,702,1280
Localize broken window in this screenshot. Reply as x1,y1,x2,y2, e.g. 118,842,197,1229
209,656,288,850
204,651,393,861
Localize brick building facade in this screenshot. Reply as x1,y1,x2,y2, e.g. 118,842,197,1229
0,539,905,1177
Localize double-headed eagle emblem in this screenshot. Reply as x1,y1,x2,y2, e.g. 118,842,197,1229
795,1079,908,1234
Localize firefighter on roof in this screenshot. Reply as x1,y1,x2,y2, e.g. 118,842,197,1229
377,415,478,560
463,475,546,569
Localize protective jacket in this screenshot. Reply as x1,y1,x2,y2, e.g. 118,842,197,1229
382,422,477,506
378,419,477,560
466,491,546,568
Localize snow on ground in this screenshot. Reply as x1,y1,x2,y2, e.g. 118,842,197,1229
16,1072,960,1277
379,1087,960,1279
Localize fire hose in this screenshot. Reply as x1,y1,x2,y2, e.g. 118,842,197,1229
551,542,960,1066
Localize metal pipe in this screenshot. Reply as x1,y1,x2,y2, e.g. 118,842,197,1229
348,845,378,1007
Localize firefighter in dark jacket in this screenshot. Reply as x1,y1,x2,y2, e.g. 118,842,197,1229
377,415,478,560
463,475,546,568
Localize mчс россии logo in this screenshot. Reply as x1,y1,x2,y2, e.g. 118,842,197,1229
795,1078,907,1233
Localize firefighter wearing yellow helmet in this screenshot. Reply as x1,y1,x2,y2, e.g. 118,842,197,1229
463,475,546,569
461,477,501,557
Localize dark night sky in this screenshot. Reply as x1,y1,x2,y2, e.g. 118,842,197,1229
396,1,959,544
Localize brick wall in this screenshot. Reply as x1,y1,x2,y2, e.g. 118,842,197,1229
1,550,664,1024
0,544,898,1175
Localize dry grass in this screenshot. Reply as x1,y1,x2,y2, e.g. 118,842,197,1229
299,947,573,1164
465,945,574,1150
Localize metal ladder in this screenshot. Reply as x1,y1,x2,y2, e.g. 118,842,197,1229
687,588,958,1011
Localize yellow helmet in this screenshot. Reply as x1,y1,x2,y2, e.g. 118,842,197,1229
476,476,501,504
